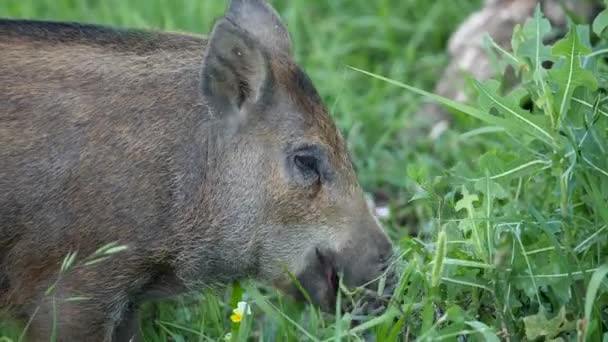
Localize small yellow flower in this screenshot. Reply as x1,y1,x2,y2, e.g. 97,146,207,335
230,301,251,323
229,313,242,323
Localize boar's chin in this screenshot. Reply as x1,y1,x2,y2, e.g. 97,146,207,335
273,247,339,312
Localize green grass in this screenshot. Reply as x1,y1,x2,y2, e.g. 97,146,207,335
2,0,607,341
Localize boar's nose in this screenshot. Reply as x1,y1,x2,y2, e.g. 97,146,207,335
337,224,394,285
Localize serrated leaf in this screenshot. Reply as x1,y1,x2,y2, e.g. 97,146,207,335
455,187,487,260
483,33,520,73
549,25,598,120
474,178,509,200
515,5,553,74
511,5,559,124
478,152,522,179
455,187,479,214
474,79,555,145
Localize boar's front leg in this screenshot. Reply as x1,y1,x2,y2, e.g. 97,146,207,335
20,265,144,342
112,303,142,342
25,297,118,341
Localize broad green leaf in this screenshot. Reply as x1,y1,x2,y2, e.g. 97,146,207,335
593,7,608,38
523,307,575,340
465,321,500,342
576,24,593,51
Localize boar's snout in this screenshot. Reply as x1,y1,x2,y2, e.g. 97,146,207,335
336,226,394,288
291,218,395,313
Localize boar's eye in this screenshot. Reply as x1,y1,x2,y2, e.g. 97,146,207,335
294,155,319,180
288,145,329,187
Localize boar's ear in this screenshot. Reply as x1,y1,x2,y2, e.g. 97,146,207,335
226,0,292,56
200,19,269,119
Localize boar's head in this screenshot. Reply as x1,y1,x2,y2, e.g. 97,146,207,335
185,0,396,312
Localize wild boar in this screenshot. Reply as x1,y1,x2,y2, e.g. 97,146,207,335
0,0,395,340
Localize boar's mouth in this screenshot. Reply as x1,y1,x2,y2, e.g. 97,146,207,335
315,247,339,299
285,246,396,315
286,247,340,312
286,246,397,317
